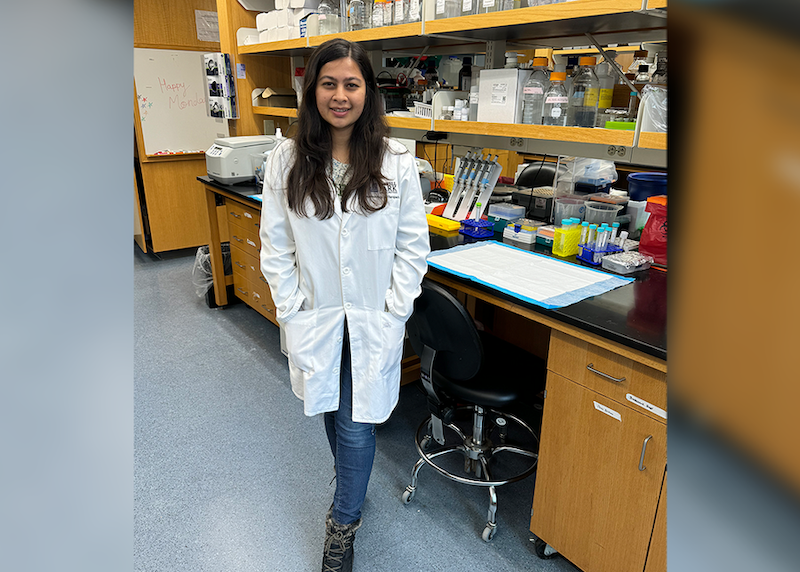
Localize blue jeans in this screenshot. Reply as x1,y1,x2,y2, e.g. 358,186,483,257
324,323,376,526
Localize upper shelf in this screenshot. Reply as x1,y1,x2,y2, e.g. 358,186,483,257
237,0,667,56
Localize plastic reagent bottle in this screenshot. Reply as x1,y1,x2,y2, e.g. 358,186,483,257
595,56,615,112
542,71,568,126
436,0,460,19
393,0,407,24
318,0,340,35
567,56,600,127
407,0,421,21
461,0,476,16
382,0,394,26
521,57,549,125
348,0,369,31
372,0,385,27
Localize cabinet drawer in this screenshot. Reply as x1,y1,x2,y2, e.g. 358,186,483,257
229,222,260,259
548,330,666,422
229,244,251,281
232,271,251,302
251,279,277,322
227,201,260,235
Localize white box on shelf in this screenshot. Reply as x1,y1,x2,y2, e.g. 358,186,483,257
237,27,261,45
275,0,290,8
256,12,270,31
259,29,271,43
476,68,532,124
290,0,317,7
291,7,316,26
276,26,290,40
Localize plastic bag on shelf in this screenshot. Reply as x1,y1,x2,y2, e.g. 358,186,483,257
640,84,667,133
555,156,618,194
192,243,231,298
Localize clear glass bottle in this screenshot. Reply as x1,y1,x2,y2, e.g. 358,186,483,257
542,71,568,126
566,56,600,127
650,52,667,85
521,58,549,125
634,63,651,83
347,0,370,31
382,0,394,25
460,0,476,15
595,57,615,111
628,90,640,120
436,0,460,18
477,0,499,14
407,0,421,21
499,0,517,10
318,0,340,35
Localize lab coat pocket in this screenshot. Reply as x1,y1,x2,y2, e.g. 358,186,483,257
379,311,406,381
283,309,318,373
366,205,400,250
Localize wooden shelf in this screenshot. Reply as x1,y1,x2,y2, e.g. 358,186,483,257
434,120,635,146
238,37,308,56
253,106,298,118
238,0,667,56
638,131,667,150
387,116,432,130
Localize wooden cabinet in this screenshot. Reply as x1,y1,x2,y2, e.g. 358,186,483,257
226,199,279,326
531,330,667,572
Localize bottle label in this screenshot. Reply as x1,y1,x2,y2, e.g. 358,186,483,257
545,95,568,104
410,0,420,19
550,107,562,118
395,0,404,19
598,88,613,109
436,0,445,13
463,0,472,10
523,86,543,95
483,0,495,7
469,92,479,104
583,88,599,107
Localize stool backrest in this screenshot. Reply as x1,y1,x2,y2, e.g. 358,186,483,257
406,279,484,381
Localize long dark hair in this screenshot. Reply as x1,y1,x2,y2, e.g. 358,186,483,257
287,38,390,219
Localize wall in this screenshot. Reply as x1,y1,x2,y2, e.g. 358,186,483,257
134,0,221,252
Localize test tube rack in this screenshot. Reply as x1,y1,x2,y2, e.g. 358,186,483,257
577,243,624,265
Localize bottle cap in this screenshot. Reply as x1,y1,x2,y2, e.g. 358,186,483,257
589,224,598,229
550,72,567,81
579,56,597,66
561,219,571,226
612,222,620,228
532,57,549,66
463,57,472,66
581,221,589,226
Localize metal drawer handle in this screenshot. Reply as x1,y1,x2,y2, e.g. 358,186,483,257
235,261,245,268
639,435,652,471
232,235,243,242
237,287,248,295
586,363,626,383
230,211,241,218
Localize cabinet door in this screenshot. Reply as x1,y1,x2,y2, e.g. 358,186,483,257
644,474,666,572
531,372,666,572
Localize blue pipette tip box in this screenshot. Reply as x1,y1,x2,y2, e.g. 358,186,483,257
577,244,624,265
459,218,494,238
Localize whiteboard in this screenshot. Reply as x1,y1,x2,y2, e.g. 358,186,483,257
134,48,229,156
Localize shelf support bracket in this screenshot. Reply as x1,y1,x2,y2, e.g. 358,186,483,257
485,40,506,70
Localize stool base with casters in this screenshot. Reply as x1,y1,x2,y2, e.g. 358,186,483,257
401,405,539,541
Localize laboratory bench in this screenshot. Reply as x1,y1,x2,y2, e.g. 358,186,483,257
197,175,667,572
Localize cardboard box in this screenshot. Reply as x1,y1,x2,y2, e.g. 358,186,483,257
476,68,532,124
253,87,298,108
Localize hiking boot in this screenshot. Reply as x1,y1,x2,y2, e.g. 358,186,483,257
321,513,362,572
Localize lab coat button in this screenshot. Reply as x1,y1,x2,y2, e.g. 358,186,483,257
343,267,351,275
333,367,340,375
342,229,349,237
345,303,352,309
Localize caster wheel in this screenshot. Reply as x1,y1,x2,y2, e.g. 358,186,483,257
481,525,496,542
533,538,558,559
401,489,415,504
420,435,432,451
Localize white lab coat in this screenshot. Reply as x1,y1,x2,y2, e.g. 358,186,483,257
259,138,430,423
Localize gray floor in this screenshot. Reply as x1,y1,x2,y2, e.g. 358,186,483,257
134,246,581,572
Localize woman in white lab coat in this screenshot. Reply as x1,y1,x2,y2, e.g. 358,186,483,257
259,38,430,572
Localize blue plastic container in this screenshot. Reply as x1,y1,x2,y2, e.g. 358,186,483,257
627,172,667,202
